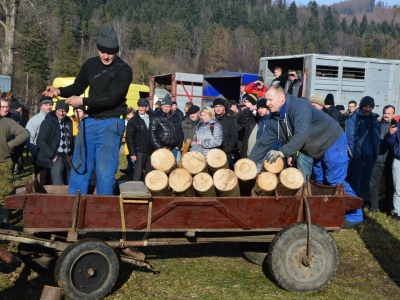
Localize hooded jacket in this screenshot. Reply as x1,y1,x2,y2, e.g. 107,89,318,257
346,108,380,161
36,111,73,168
248,94,343,162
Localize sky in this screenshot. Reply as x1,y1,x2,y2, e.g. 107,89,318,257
296,0,400,6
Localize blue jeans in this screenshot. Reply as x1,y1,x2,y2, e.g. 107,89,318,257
346,157,375,205
313,133,363,223
297,153,313,183
68,117,125,195
171,148,181,164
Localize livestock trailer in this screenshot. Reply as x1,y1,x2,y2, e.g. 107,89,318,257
259,54,400,113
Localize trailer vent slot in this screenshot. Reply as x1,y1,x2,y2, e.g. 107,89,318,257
342,67,365,80
316,65,339,78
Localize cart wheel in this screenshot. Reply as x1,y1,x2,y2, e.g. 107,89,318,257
54,238,119,300
240,242,269,266
267,222,339,292
18,243,57,273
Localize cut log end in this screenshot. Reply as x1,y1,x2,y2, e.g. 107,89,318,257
169,168,193,193
193,172,216,197
144,170,169,196
213,169,240,197
206,148,228,171
263,156,284,174
151,148,176,173
277,167,303,195
182,151,207,175
234,158,258,181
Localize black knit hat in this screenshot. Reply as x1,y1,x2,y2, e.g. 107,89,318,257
73,105,86,114
161,94,172,106
257,76,264,83
187,105,200,114
246,94,257,105
336,105,345,111
10,99,21,109
359,96,375,108
257,98,267,109
325,93,334,106
213,94,225,107
97,26,119,54
137,98,150,107
55,100,69,111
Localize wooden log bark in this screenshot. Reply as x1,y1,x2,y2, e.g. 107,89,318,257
262,156,284,174
252,172,278,196
182,151,208,175
40,286,63,300
234,158,258,196
178,139,191,168
206,148,228,175
144,170,170,196
213,169,240,197
277,167,303,196
193,172,216,197
169,168,194,197
151,148,176,174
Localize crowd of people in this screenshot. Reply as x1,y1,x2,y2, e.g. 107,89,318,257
0,26,399,232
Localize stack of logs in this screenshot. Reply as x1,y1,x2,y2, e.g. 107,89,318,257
144,148,303,197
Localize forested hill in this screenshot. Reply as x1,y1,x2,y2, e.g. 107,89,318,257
4,0,400,98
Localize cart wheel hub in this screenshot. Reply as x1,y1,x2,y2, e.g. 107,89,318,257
86,267,95,278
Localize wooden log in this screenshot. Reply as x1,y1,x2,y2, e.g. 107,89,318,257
252,172,278,197
144,170,170,196
169,168,194,197
151,148,176,174
277,167,303,196
262,156,284,174
213,169,240,197
206,148,228,174
182,151,208,175
193,172,216,197
234,158,258,196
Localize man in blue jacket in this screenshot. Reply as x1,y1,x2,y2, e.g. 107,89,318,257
346,96,379,223
248,85,359,228
385,116,400,220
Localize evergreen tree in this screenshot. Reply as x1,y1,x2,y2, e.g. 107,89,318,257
308,1,318,18
323,7,337,39
55,29,81,76
362,43,375,57
287,2,298,26
349,16,360,36
340,18,348,33
320,38,330,54
360,14,368,36
129,25,142,49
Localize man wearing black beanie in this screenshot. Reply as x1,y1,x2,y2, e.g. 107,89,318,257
346,96,379,225
42,26,133,195
324,93,344,129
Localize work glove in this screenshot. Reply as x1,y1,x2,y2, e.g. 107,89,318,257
265,150,285,163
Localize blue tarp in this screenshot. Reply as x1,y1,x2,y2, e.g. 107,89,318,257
203,71,259,100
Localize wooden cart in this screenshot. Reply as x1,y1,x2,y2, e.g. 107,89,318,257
1,181,362,300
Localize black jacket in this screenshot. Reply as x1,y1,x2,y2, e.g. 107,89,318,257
173,108,184,121
36,111,73,168
215,113,238,154
150,111,183,149
325,106,345,129
237,108,257,158
126,113,153,156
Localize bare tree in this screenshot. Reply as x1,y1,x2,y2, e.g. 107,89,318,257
0,0,20,83
113,17,129,58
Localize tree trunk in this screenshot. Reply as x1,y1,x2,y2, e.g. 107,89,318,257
169,168,194,197
144,170,170,196
262,156,284,174
151,148,176,174
206,148,228,175
234,158,258,196
0,0,19,88
182,151,207,175
213,169,240,197
277,167,303,196
252,172,278,197
193,172,216,197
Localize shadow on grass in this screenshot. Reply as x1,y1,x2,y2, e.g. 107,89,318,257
357,214,400,288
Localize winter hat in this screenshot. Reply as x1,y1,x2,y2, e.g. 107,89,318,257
187,105,200,114
213,94,226,107
55,100,69,111
257,76,264,83
172,101,177,106
161,94,173,106
227,99,238,106
137,98,150,107
97,26,119,54
359,96,375,108
325,93,334,106
257,98,268,109
73,105,86,114
246,94,257,105
309,94,324,107
10,99,21,109
39,96,53,105
336,105,345,111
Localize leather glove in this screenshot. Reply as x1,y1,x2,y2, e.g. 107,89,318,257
265,150,285,163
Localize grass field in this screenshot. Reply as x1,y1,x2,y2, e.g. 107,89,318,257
1,154,400,299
